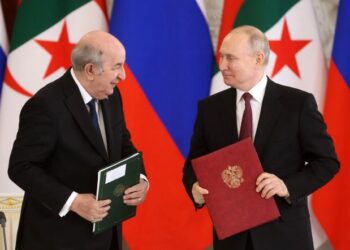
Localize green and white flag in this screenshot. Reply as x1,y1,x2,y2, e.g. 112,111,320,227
211,0,326,110
0,0,108,194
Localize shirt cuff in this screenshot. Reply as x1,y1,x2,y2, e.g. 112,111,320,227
59,191,78,217
140,174,150,191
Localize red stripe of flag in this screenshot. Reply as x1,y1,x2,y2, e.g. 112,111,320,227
119,65,212,249
312,60,350,250
215,0,244,63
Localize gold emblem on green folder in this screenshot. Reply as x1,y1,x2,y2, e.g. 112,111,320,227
113,184,125,197
93,152,142,234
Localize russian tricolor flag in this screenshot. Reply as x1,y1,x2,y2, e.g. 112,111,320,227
109,1,214,249
312,0,350,249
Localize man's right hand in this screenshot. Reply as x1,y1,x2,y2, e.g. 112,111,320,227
192,182,209,206
70,193,111,223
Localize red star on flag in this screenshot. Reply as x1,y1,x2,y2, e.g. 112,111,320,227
269,19,311,78
36,21,75,79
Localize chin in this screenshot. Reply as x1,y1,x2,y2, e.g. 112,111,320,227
223,76,234,82
223,80,235,87
99,95,108,100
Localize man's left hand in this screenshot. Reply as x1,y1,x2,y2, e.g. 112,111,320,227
123,179,148,206
256,172,289,199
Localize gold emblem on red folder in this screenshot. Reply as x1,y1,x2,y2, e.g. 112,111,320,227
221,165,244,188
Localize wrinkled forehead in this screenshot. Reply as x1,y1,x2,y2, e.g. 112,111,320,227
102,48,126,68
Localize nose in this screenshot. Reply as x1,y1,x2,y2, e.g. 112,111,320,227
219,57,227,71
118,66,126,81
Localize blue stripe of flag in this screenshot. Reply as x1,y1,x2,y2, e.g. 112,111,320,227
109,0,214,156
0,46,6,97
332,0,350,88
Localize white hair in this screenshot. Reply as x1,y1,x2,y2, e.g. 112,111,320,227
71,44,104,71
233,25,270,65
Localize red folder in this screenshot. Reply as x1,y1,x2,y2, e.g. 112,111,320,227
192,138,280,239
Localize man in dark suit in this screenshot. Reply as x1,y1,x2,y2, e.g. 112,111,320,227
8,31,148,250
183,25,339,250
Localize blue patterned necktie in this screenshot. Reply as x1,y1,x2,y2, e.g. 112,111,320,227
87,99,102,137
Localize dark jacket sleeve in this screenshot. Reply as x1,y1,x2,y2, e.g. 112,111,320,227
182,101,208,207
8,95,72,214
283,94,340,204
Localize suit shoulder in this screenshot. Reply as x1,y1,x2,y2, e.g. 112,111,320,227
269,81,315,106
271,81,312,98
24,73,69,111
198,88,234,107
34,73,67,99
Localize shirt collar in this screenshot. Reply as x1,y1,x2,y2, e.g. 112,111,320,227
70,68,93,104
236,75,268,104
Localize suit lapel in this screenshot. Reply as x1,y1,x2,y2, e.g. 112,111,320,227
254,80,282,157
100,99,115,161
62,71,108,162
220,88,239,144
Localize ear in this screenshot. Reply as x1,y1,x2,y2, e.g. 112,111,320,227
256,51,265,65
84,63,95,80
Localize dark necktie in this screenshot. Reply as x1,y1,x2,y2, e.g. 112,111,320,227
87,99,102,137
239,92,253,140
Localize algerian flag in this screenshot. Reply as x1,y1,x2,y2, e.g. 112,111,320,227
211,0,326,110
0,0,108,194
208,0,329,249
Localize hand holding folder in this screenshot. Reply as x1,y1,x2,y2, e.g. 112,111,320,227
191,138,280,239
93,152,142,234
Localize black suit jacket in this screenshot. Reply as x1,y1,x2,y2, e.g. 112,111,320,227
8,70,144,250
183,79,339,250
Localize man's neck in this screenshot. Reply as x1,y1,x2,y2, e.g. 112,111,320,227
241,71,265,92
72,69,94,97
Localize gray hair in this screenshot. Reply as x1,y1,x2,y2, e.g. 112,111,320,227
71,44,104,71
233,25,270,65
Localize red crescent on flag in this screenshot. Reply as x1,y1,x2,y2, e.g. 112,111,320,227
4,66,32,97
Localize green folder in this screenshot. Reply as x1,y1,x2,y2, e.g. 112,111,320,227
93,152,142,234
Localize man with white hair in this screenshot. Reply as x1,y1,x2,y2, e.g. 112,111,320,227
9,31,148,250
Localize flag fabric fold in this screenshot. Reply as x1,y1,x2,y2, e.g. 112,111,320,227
312,0,350,249
109,0,214,249
0,1,8,98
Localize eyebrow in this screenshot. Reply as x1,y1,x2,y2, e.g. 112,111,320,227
113,62,123,67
